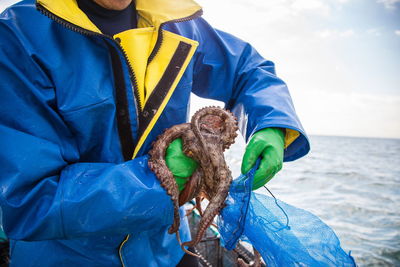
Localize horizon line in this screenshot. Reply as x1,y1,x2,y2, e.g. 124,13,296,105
308,133,400,140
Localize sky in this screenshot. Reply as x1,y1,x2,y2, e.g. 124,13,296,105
194,0,400,139
1,0,399,138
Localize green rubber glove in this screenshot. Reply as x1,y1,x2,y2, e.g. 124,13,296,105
165,138,199,192
241,128,285,190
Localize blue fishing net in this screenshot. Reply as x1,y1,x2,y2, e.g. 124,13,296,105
217,164,356,267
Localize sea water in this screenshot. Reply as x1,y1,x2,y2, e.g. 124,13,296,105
225,135,400,266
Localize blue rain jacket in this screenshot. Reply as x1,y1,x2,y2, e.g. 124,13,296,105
0,0,310,266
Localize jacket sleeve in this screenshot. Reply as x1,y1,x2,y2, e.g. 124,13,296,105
190,19,310,161
0,22,172,241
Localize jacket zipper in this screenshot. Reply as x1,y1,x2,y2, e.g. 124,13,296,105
36,4,203,266
35,3,143,121
117,10,203,266
147,9,203,64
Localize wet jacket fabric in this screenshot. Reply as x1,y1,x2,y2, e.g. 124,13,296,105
0,0,310,266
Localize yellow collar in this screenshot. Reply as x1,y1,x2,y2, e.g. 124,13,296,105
36,0,202,33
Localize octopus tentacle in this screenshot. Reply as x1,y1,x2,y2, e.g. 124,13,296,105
181,184,230,247
148,123,191,233
237,248,261,267
182,159,233,247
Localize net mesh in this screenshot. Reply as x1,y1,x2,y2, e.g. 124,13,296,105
218,165,356,267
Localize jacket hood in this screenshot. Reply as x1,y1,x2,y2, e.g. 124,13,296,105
36,0,202,33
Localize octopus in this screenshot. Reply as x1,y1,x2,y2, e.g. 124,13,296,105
148,106,238,249
148,106,261,266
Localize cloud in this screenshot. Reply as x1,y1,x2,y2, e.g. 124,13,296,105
291,90,400,138
341,29,355,37
191,89,400,139
366,28,382,36
291,0,327,10
376,0,400,9
291,0,331,15
395,30,400,36
317,29,355,39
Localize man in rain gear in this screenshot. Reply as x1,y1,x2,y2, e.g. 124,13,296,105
0,0,310,266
